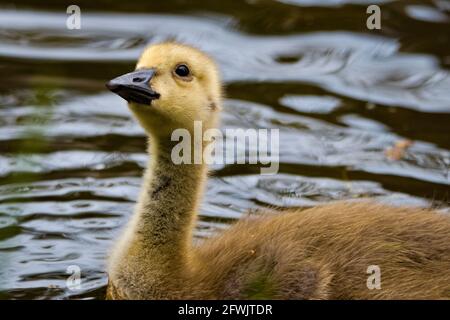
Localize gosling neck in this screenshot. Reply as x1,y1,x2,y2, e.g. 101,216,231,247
134,132,208,265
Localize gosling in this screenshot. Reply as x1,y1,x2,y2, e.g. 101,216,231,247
105,42,450,300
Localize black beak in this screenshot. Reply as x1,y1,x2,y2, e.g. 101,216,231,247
106,69,160,105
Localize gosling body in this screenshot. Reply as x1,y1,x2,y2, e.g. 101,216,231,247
106,42,450,300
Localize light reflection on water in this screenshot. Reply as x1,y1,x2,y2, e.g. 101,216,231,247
0,1,449,299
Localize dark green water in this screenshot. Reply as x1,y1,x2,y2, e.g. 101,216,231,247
0,0,449,299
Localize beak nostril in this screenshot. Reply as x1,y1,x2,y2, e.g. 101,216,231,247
133,77,145,83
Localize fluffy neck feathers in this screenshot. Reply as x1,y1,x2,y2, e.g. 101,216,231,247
133,135,208,267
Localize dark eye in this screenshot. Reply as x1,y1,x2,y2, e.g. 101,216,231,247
175,64,190,77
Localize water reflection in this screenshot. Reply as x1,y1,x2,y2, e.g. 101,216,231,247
1,10,449,112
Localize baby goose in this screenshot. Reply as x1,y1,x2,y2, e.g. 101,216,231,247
106,42,450,300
